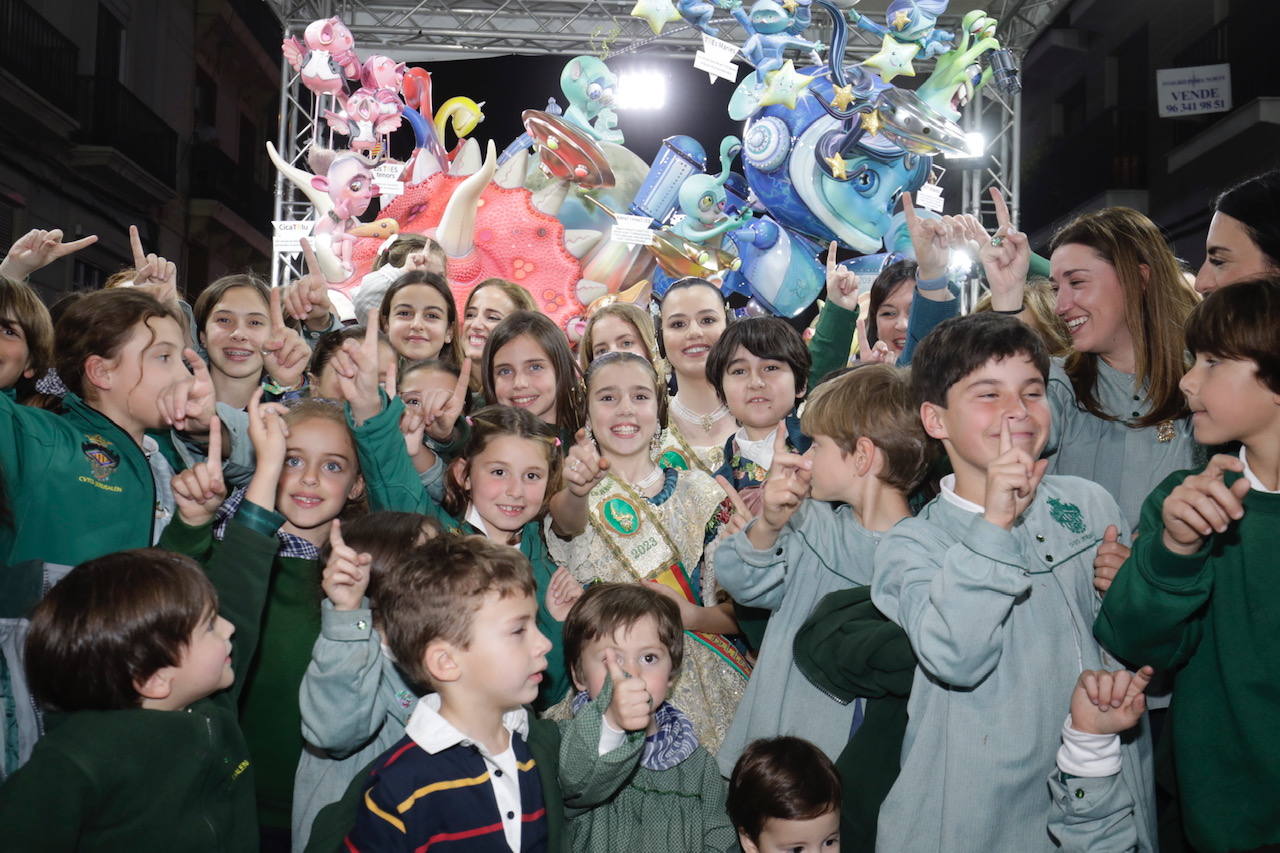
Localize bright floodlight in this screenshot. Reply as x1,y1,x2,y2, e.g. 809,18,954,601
948,247,974,275
616,71,668,111
945,131,987,160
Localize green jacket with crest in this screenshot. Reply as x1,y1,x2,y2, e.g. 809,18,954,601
0,391,163,570
0,504,281,851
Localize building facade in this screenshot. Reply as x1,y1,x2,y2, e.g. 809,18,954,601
0,0,278,303
1019,0,1280,259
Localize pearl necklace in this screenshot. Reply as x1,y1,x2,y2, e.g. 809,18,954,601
670,394,731,433
634,465,664,493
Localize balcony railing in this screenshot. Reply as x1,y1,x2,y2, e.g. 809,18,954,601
76,75,178,187
190,141,273,227
0,0,78,109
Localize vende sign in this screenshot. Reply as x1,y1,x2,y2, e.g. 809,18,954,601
1156,63,1231,118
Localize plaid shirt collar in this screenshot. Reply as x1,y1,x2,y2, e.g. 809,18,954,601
214,487,321,561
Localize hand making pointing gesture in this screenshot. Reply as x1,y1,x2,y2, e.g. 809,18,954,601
983,418,1049,531
977,187,1030,313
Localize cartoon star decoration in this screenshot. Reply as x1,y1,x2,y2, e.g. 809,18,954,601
860,33,919,83
630,0,682,35
830,83,855,111
757,60,816,109
860,109,883,137
891,8,912,30
824,154,848,180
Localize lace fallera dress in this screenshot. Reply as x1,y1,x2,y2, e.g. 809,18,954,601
545,467,749,753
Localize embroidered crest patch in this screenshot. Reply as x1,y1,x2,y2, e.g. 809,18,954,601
659,449,689,471
1047,497,1087,534
599,495,641,536
81,434,120,481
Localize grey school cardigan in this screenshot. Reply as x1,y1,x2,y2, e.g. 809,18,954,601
1046,359,1200,532
713,499,879,774
870,475,1156,852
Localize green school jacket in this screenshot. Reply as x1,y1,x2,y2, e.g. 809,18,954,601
0,505,281,852
793,584,916,853
871,476,1156,852
560,685,734,853
0,392,159,568
713,500,880,775
1046,359,1201,532
160,507,324,832
1095,468,1280,853
240,548,324,831
806,299,858,388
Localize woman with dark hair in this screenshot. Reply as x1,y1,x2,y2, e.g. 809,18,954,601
1196,170,1280,294
862,259,917,363
657,277,737,474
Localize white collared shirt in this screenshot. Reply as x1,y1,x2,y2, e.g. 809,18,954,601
465,503,493,537
1240,447,1280,494
735,425,779,471
939,473,985,514
404,695,530,852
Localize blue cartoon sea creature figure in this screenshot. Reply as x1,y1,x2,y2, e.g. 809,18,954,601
676,0,742,36
848,0,954,60
672,136,755,243
733,0,824,85
560,55,623,144
739,64,932,255
727,216,825,317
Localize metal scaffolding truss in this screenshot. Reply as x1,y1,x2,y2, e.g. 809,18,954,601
961,84,1022,236
267,0,1072,288
298,0,719,60
268,0,977,63
958,0,1071,235
992,0,1075,59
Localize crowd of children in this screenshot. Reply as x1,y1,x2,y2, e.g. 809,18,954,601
0,167,1278,853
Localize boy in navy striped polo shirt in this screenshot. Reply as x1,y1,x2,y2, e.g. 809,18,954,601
343,534,649,852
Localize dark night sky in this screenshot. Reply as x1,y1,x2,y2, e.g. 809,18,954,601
409,53,746,167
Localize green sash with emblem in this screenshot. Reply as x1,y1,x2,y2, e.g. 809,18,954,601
589,476,752,679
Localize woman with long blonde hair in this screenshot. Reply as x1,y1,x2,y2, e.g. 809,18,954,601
1025,207,1199,529
982,203,1200,530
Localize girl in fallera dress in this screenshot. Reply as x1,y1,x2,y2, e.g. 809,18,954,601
657,278,737,476
578,301,713,478
545,350,748,752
